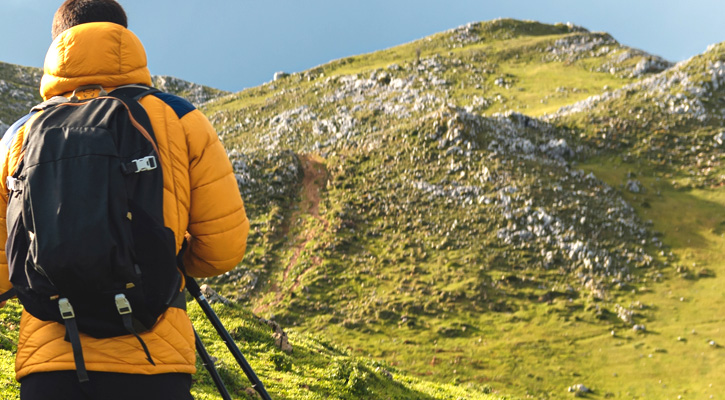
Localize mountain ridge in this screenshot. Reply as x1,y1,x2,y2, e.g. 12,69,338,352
0,61,230,132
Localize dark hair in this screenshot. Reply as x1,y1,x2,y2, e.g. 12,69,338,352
52,0,127,40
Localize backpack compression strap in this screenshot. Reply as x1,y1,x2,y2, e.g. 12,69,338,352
58,298,89,382
0,288,16,303
115,294,156,365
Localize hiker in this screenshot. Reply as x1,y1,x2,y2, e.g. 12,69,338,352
0,0,249,399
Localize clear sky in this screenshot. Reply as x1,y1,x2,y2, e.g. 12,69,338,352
2,0,725,93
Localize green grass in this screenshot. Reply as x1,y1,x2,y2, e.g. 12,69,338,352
577,157,725,398
491,62,633,116
0,297,500,400
0,300,21,400
189,297,508,399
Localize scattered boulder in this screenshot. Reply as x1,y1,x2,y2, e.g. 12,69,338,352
261,318,293,353
447,22,481,45
568,383,591,396
200,284,232,305
626,180,644,193
274,71,289,81
631,57,672,78
375,366,393,380
151,75,226,106
714,131,725,146
615,304,634,324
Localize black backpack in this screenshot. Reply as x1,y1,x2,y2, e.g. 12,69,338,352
3,85,182,382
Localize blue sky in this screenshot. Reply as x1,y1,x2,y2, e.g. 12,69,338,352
2,0,725,93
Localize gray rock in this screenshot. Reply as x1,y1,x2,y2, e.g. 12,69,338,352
274,71,289,81
376,366,394,380
615,304,634,324
626,180,643,193
260,318,293,353
568,383,591,394
151,75,226,106
714,131,725,146
199,284,232,305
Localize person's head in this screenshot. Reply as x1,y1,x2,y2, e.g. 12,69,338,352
51,0,127,40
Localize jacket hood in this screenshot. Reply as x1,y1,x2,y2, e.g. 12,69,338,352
40,22,152,100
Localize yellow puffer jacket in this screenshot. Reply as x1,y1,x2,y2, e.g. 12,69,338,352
0,22,249,380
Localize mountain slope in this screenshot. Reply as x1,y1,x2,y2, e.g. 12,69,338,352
0,62,42,131
551,41,725,189
198,19,682,399
544,37,725,400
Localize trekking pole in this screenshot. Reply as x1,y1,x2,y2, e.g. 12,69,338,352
186,275,273,400
194,328,233,400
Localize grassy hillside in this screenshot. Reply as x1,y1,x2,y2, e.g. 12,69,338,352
2,18,724,400
196,18,692,399
0,62,42,129
547,38,725,399
200,19,724,399
1,295,499,400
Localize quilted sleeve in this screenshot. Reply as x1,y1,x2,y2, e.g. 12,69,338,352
0,116,33,294
0,144,10,295
180,110,248,277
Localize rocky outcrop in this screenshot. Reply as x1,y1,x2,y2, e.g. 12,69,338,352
151,75,229,107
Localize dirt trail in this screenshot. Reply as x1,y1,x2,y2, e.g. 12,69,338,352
254,154,329,314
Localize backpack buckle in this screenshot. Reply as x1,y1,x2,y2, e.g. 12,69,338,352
131,156,157,173
6,176,21,192
115,294,133,315
58,298,76,319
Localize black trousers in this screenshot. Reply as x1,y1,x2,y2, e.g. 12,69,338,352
20,371,194,400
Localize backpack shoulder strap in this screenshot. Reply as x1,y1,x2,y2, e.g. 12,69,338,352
29,84,161,113
109,84,161,102
11,96,72,177
105,85,161,150
30,96,70,112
